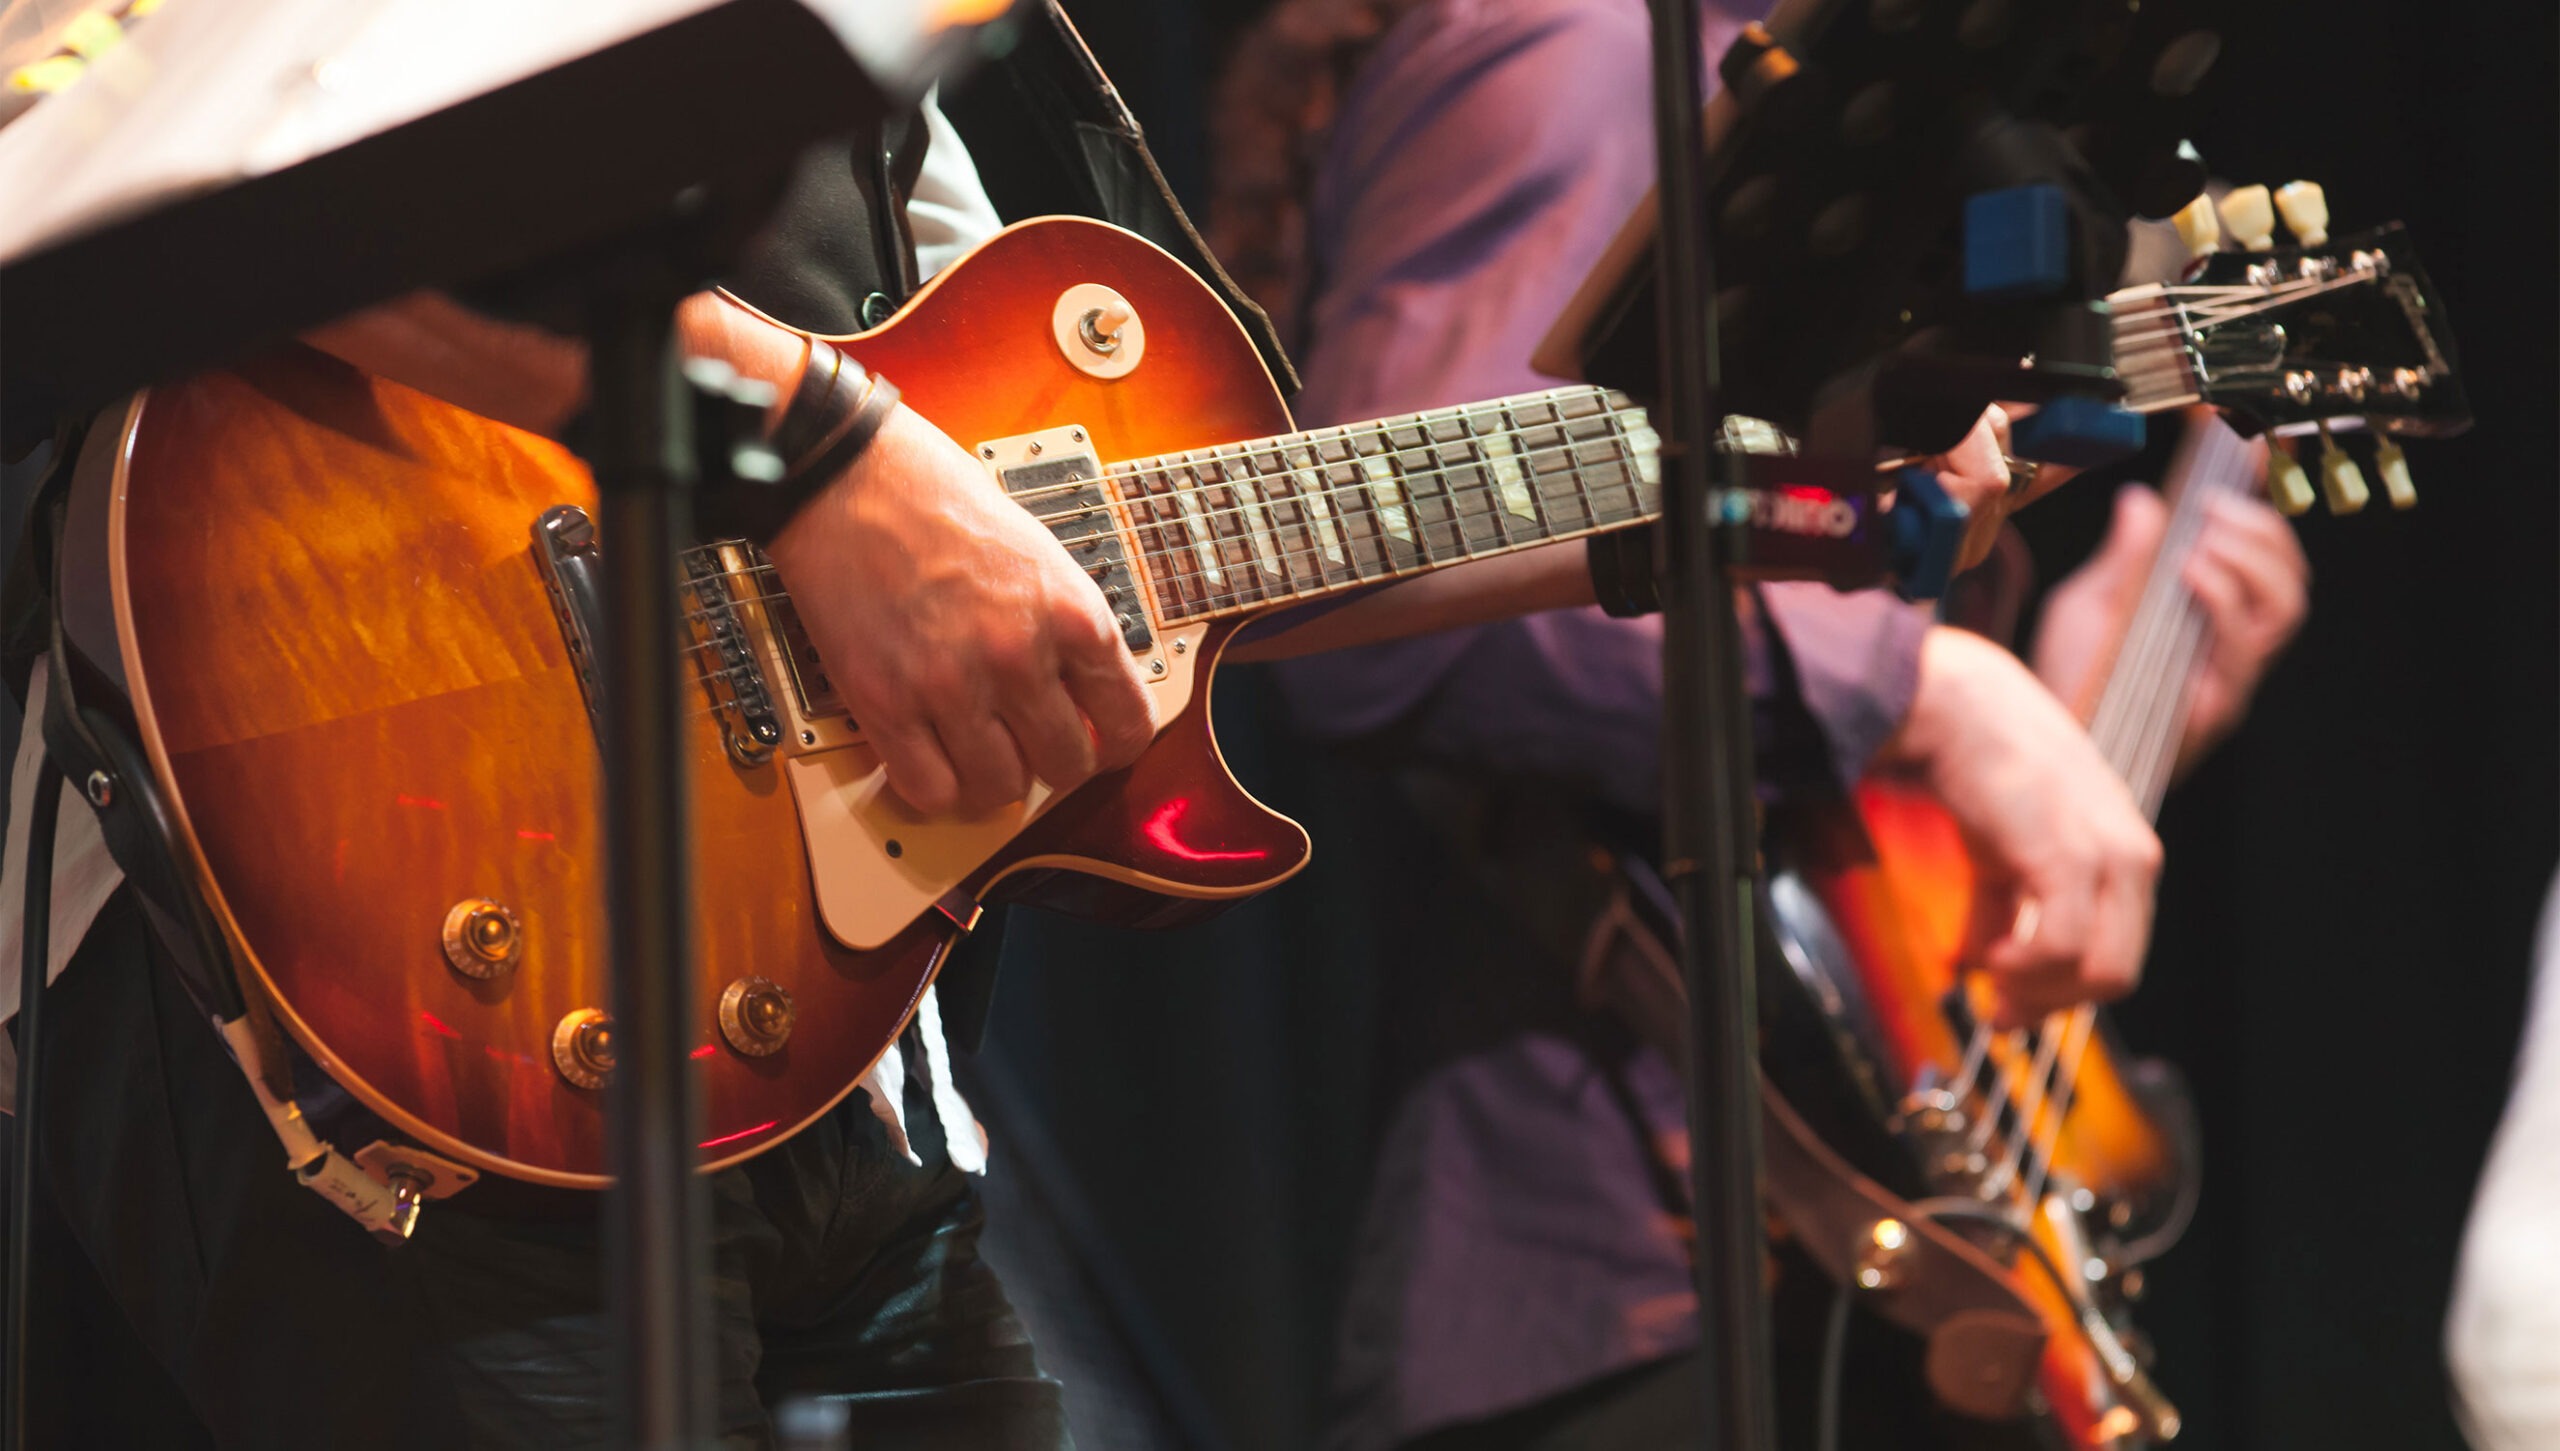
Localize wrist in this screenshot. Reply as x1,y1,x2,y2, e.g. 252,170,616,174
699,341,900,545
1875,625,2012,778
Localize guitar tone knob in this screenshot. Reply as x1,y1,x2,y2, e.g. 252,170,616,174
552,1008,616,1089
441,898,521,979
718,977,796,1057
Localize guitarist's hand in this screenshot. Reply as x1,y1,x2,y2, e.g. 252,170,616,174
1908,406,2072,574
2033,483,2307,777
766,405,1160,817
1881,627,2163,1026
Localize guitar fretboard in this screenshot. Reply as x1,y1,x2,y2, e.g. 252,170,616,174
1104,386,1663,624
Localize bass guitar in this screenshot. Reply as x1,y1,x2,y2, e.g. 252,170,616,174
58,213,2463,1188
1764,402,2407,1449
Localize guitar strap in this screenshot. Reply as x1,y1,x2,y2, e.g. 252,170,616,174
970,1,1298,397
9,437,416,1240
1577,855,2050,1422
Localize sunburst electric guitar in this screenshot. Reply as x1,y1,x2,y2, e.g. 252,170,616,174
1766,388,2458,1447
59,214,2464,1189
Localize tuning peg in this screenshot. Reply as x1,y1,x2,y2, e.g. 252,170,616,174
2266,443,2315,517
2316,424,2369,514
2170,192,2222,259
2218,185,2277,252
2274,181,2330,247
2373,435,2417,509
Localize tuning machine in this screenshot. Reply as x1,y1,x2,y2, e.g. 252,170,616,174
2373,434,2417,509
2265,442,2314,517
2314,423,2370,514
2216,179,2331,252
2269,425,2417,516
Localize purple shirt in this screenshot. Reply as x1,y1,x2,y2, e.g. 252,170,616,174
1270,0,1930,1442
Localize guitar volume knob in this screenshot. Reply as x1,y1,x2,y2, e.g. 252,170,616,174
551,1008,615,1089
441,898,521,979
718,977,796,1057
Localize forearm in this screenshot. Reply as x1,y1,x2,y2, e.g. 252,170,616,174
302,290,820,439
1225,542,1597,663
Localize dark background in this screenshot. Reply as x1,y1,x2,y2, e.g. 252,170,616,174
955,2,2560,1450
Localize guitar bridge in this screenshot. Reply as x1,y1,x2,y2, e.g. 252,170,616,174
680,544,786,766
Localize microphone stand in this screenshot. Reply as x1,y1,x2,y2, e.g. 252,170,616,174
1642,0,1779,1446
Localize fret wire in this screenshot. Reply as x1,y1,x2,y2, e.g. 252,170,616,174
1422,413,1474,559
1175,455,1230,615
1389,421,1438,562
1462,408,1514,554
1276,439,1349,593
1110,391,1684,627
1540,397,1599,533
1212,445,1271,608
1138,463,1205,620
1242,444,1299,599
1187,447,1249,613
1331,424,1390,581
1229,441,1293,601
1038,402,1671,591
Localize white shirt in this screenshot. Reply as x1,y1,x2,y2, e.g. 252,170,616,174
2447,867,2560,1448
0,92,1003,1178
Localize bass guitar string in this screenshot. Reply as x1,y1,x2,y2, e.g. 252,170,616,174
2014,462,2226,1205
1998,426,2228,1149
2003,422,2248,1211
1946,418,2232,1206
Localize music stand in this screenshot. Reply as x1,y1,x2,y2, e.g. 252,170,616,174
0,4,951,1444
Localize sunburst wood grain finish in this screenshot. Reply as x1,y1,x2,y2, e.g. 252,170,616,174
91,218,1310,1187
1781,780,2188,1448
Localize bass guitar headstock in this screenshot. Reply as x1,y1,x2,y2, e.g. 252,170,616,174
2112,188,2469,516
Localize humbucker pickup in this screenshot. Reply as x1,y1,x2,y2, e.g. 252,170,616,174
987,432,1153,653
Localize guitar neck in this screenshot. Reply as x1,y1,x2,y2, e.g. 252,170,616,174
1101,296,2229,628
2083,414,2260,818
1106,386,1663,625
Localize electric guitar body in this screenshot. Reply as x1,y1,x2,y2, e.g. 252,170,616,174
59,217,1311,1189
1769,782,2198,1449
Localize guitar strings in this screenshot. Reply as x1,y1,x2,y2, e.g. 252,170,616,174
1994,420,2246,1216
1996,428,2226,1179
663,346,2205,636
656,325,2203,632
1939,417,2233,1218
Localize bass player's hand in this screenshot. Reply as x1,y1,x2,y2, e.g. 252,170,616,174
1877,626,2164,1027
766,404,1159,817
2032,482,2307,777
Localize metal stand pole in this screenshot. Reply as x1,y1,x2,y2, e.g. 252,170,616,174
587,262,714,1451
1642,1,1780,1447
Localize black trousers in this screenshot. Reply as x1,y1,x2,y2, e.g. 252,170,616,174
1399,1354,1702,1451
11,891,1069,1450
